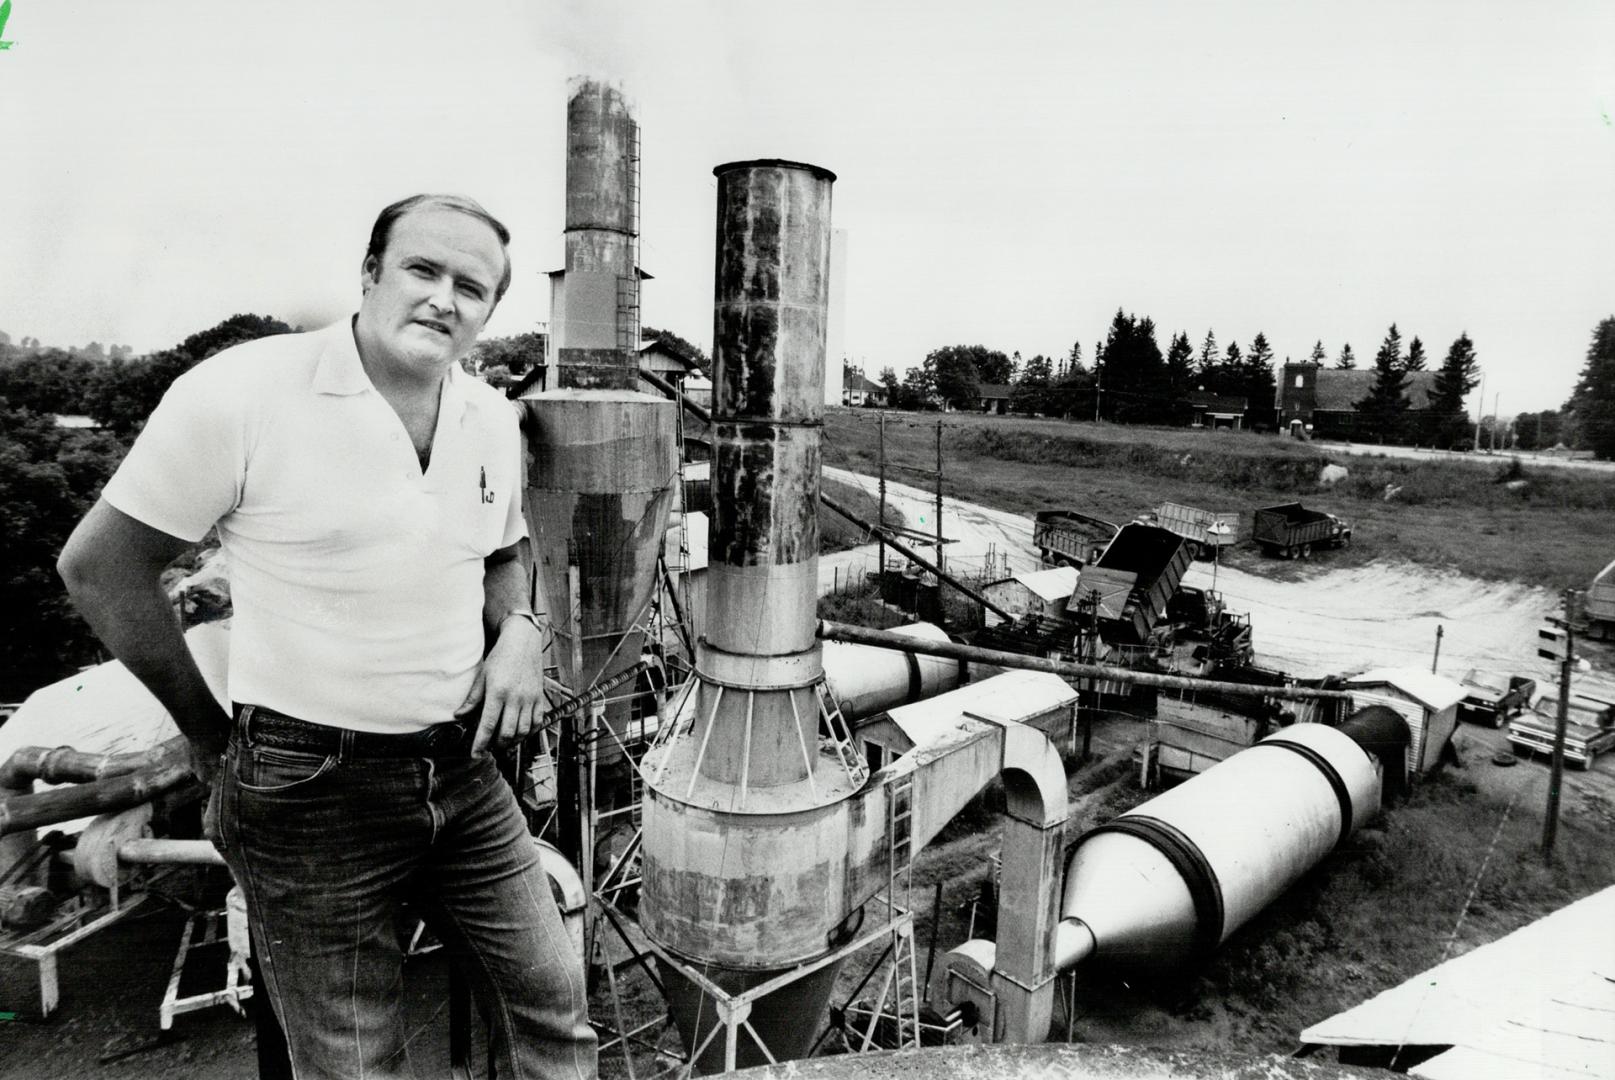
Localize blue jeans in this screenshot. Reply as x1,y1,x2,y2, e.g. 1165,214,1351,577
209,707,596,1079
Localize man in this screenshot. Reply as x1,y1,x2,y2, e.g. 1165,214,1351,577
58,194,597,1079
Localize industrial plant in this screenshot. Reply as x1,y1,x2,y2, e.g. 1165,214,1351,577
2,76,1610,1080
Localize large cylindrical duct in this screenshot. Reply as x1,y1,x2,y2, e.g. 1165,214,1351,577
640,160,852,1073
931,724,1383,1035
1062,723,1380,970
823,622,965,723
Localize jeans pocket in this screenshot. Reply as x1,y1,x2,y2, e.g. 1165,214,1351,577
235,744,337,792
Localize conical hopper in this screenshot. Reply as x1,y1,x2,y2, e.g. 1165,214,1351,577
519,389,675,770
656,956,843,1074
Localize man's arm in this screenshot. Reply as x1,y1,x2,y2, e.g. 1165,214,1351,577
57,499,233,782
457,538,548,753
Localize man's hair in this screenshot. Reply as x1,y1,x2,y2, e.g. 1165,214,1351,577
365,194,513,302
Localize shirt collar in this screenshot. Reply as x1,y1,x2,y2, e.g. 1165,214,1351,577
312,315,470,422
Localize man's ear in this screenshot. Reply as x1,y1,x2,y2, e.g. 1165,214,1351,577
360,254,379,295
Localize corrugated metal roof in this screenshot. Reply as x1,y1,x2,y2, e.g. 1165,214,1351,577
1011,565,1080,603
882,670,1077,749
1345,668,1467,712
1301,885,1615,1080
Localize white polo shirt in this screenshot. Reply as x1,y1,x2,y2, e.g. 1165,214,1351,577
103,318,526,733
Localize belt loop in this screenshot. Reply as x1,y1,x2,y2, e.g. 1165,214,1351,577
338,728,354,765
237,704,256,748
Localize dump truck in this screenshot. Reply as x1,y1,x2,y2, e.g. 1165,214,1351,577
1585,556,1615,641
1067,523,1191,645
1135,501,1239,560
1457,668,1536,728
1033,510,1119,568
1252,502,1352,559
1508,691,1615,769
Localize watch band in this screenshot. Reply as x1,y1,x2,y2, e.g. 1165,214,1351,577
500,610,546,634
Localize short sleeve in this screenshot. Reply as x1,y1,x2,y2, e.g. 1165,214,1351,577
102,364,246,543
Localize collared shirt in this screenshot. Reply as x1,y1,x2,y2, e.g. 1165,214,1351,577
104,318,526,733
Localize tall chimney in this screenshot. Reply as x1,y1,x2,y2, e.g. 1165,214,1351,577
639,160,857,1073
522,79,674,811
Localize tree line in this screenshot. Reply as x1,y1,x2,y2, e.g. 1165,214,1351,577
844,313,1615,459
0,314,294,699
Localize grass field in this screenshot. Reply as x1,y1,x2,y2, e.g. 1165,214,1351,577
822,409,1615,588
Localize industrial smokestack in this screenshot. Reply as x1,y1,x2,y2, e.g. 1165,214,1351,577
523,78,675,809
548,77,643,389
639,159,854,1072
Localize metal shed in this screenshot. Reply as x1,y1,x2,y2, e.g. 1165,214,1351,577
980,566,1079,627
1341,668,1466,778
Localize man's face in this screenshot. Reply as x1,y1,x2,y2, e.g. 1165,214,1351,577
357,207,505,379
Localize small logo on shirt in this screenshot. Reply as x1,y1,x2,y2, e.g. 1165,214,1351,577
480,466,495,504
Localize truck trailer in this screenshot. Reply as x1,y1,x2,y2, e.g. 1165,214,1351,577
1136,501,1239,560
1252,502,1352,559
1033,510,1119,569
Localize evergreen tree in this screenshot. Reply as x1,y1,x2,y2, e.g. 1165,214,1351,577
1404,336,1427,371
1164,331,1196,401
1427,332,1480,447
1356,324,1410,443
1063,341,1085,379
1335,343,1356,370
1099,309,1168,424
1198,330,1219,373
1309,340,1327,365
1243,332,1279,428
1564,316,1615,459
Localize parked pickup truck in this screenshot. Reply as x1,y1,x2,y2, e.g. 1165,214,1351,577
1457,669,1536,728
1252,502,1352,559
1033,510,1120,569
1507,692,1615,770
1134,501,1238,560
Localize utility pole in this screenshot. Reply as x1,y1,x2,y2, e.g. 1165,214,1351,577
1473,372,1484,452
1491,392,1501,452
1094,366,1102,424
934,418,945,576
877,411,887,588
1542,590,1581,860
1431,624,1443,674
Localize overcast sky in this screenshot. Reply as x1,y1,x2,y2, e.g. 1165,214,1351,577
3,0,1611,415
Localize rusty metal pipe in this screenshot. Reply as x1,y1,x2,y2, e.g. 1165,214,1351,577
0,736,188,791
0,761,197,838
818,620,1357,703
818,493,1016,621
638,367,712,426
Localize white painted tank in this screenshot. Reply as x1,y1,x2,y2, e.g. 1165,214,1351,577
822,622,964,722
1060,723,1382,969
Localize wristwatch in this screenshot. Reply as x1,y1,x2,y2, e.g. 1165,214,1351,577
500,610,547,634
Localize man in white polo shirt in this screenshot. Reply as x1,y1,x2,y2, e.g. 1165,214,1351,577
58,194,596,1079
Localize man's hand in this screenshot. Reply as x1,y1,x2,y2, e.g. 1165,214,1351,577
188,739,223,789
456,614,547,753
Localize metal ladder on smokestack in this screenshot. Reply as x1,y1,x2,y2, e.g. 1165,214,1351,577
615,119,642,353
